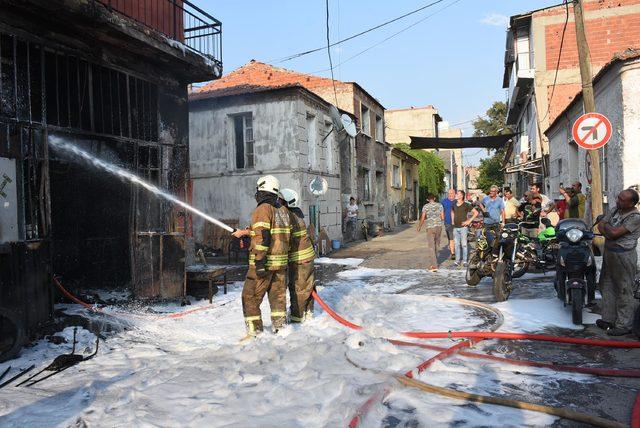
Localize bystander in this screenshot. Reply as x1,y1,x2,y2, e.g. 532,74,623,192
596,188,640,336
417,194,444,272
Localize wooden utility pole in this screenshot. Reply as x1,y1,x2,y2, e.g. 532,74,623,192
573,0,604,218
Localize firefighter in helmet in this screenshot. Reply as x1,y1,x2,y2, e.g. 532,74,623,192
232,175,291,336
280,188,316,322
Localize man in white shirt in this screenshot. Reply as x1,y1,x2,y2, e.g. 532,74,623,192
345,197,359,241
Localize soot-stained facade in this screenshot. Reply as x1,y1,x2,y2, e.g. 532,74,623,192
0,0,222,335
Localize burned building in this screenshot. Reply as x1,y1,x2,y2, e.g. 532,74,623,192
0,0,222,336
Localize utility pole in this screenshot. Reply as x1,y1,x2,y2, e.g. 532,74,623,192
573,0,604,218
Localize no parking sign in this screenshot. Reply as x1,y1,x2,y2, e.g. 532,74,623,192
572,113,612,150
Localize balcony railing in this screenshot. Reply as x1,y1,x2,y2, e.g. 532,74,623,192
99,0,222,68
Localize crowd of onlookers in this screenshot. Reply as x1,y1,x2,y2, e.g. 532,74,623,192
417,182,588,272
417,183,640,337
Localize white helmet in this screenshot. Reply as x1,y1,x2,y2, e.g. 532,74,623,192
280,188,300,208
256,175,280,195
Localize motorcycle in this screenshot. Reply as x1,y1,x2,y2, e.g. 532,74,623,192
465,224,498,286
554,218,596,325
514,217,558,277
492,222,521,301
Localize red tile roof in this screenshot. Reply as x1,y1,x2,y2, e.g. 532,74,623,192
192,60,347,99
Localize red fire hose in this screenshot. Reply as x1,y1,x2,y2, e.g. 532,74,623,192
311,290,640,349
53,276,215,320
313,288,640,428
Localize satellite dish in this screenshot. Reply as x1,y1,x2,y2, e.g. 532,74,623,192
309,177,328,196
329,105,343,132
341,114,357,138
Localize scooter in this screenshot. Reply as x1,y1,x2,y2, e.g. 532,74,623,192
554,219,596,325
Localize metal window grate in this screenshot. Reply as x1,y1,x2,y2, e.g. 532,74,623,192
0,32,159,142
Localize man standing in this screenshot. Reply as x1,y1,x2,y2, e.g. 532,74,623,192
503,188,521,222
560,186,579,218
530,182,550,209
452,190,477,267
561,182,586,219
232,175,291,337
417,194,444,272
345,197,359,241
441,188,456,260
280,188,316,323
476,185,505,245
596,189,640,336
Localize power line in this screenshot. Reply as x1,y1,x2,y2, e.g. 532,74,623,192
310,0,463,74
273,0,447,63
539,0,569,123
325,0,339,106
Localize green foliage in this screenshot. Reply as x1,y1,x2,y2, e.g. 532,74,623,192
472,101,511,137
396,143,446,206
473,101,511,193
476,155,504,193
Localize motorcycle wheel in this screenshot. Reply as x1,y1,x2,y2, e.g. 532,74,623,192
586,269,596,303
492,261,511,302
555,272,566,301
570,288,584,325
466,254,482,286
633,306,640,339
0,307,25,363
511,251,529,279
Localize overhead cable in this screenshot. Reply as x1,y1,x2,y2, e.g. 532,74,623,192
273,0,447,63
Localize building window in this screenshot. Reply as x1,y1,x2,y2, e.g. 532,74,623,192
375,115,383,142
392,164,400,188
406,169,411,190
306,113,317,169
360,104,370,136
234,113,254,169
363,168,371,201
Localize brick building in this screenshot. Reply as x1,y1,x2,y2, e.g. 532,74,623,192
502,0,640,196
194,61,389,234
0,0,221,337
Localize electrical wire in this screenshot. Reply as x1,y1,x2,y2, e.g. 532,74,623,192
539,0,569,123
325,0,339,106
273,0,447,63
310,0,463,74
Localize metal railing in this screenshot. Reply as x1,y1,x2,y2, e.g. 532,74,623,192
100,0,222,68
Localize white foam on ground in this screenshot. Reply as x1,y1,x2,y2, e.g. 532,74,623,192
315,257,364,266
0,267,607,426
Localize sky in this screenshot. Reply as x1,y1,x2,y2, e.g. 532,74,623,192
197,0,560,166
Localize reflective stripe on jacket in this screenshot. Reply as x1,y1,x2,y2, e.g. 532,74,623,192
249,202,291,270
288,209,315,264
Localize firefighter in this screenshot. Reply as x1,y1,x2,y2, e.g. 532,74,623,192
280,188,316,322
232,175,291,336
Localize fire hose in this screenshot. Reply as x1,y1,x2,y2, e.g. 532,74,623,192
53,276,218,320
310,290,640,427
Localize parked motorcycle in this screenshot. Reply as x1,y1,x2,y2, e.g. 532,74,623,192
554,218,596,325
465,224,497,286
513,218,558,278
492,222,521,301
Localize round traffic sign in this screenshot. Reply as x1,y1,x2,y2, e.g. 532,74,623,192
585,152,592,184
572,113,612,150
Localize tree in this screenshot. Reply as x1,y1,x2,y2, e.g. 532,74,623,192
473,101,511,192
396,143,446,206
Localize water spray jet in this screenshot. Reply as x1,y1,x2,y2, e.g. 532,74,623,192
48,136,235,233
